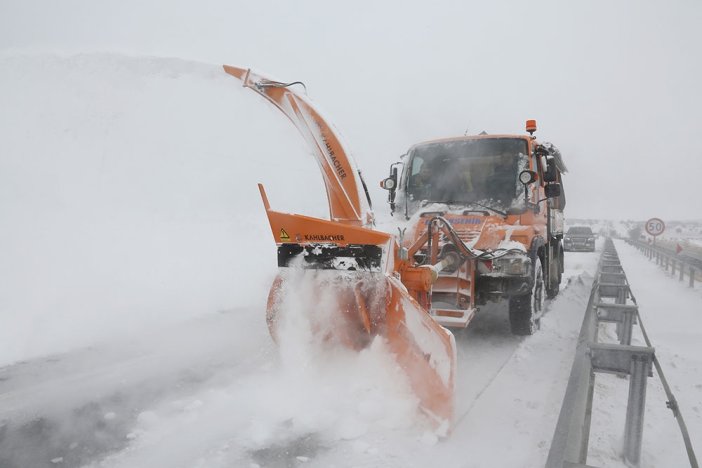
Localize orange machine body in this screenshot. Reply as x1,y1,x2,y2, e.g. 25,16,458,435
382,132,567,332
225,66,457,431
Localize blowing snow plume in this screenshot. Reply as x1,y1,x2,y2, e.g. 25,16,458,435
0,283,424,468
260,268,424,441
269,268,390,353
80,270,425,468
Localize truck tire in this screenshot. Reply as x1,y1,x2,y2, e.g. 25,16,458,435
508,256,545,335
546,249,562,299
546,281,559,299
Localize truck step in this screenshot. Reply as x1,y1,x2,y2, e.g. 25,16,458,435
431,307,476,328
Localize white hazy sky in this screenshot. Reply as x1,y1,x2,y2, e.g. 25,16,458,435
1,0,701,220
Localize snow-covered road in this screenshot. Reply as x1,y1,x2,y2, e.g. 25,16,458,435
1,244,699,468
0,251,601,468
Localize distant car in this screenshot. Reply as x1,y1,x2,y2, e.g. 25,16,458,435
564,226,596,252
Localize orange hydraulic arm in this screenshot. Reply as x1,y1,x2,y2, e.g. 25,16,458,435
223,66,373,227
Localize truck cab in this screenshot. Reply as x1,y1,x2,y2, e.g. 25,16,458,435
381,122,567,334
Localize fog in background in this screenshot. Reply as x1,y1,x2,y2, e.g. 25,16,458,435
3,0,702,219
1,0,701,362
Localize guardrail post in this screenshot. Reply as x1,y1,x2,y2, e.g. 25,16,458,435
597,304,638,346
624,352,654,467
589,344,655,468
621,310,635,346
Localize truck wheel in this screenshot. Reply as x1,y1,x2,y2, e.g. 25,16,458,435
508,256,545,335
546,252,562,299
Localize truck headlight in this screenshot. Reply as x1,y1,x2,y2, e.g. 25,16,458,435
492,255,531,276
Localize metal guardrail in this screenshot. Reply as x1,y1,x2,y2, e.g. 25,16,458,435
545,239,699,468
626,239,702,287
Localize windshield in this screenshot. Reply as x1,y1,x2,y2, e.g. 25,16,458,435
405,138,529,210
567,226,593,235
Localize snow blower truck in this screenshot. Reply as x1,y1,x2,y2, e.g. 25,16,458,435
223,65,565,433
379,129,568,335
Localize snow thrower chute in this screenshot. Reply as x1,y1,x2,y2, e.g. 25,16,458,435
224,65,456,431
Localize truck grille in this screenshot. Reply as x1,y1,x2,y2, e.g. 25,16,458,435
455,228,481,244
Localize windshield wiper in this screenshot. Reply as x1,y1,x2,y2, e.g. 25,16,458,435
464,200,508,217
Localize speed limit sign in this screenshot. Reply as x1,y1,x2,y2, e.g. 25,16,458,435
645,218,665,237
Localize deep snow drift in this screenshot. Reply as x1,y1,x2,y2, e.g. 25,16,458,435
0,53,329,366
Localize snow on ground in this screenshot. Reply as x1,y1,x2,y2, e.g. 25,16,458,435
586,240,702,468
0,306,273,467
1,246,602,468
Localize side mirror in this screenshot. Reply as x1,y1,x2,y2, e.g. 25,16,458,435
545,183,561,198
543,157,558,183
383,162,402,214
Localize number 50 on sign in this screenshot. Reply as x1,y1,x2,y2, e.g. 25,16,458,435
645,218,665,237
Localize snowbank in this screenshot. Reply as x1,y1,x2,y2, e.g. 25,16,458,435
0,53,328,365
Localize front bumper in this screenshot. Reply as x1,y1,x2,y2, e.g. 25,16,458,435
564,237,595,251
475,274,533,304
474,253,534,303
564,243,595,251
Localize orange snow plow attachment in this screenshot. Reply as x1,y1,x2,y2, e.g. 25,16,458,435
225,66,456,431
